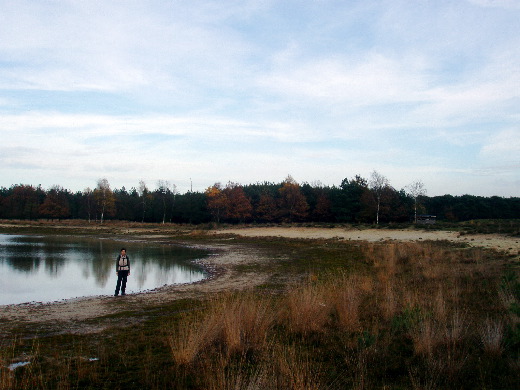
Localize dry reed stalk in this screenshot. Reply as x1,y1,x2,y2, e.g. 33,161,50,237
408,361,441,390
498,280,520,325
219,294,275,355
284,282,330,335
402,286,420,309
380,279,398,320
444,310,467,347
358,275,373,294
330,274,361,331
168,312,219,365
273,344,321,390
203,352,274,390
411,318,441,356
432,287,447,322
479,318,504,356
362,244,377,266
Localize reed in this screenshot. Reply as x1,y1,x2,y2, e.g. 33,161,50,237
480,318,504,356
282,281,330,335
2,237,518,389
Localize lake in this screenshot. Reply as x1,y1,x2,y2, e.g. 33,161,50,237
0,234,210,305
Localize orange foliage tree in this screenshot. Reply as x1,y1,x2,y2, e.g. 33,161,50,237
206,182,253,223
39,186,70,220
278,176,308,222
255,192,278,222
222,182,252,222
205,183,227,223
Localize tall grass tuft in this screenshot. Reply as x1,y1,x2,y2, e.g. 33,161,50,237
168,311,220,365
329,273,362,332
480,318,504,356
282,281,330,335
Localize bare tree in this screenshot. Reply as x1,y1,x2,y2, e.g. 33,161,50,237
369,170,389,225
138,179,149,223
406,180,427,223
170,183,178,223
156,180,170,224
83,187,93,223
94,178,114,224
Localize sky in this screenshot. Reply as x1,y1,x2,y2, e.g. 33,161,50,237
0,0,519,197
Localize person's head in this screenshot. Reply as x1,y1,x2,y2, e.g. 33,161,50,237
120,248,126,255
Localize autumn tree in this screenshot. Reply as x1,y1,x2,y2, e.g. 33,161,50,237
406,180,427,223
205,183,227,223
39,185,70,220
255,191,278,222
278,175,309,222
93,178,115,223
369,170,389,224
3,184,43,219
222,182,252,222
313,192,333,221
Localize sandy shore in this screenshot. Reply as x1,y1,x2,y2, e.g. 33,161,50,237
1,227,518,337
213,226,520,256
0,241,274,336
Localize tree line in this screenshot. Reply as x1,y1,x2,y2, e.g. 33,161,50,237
1,172,519,224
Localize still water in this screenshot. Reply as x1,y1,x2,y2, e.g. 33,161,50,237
0,234,209,305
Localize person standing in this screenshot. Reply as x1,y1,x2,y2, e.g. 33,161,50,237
114,248,130,296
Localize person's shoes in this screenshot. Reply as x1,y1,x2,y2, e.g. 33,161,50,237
121,292,126,296
114,292,119,296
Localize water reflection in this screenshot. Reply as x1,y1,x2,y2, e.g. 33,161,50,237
0,234,209,305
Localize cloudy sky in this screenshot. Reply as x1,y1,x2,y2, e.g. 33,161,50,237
0,0,518,196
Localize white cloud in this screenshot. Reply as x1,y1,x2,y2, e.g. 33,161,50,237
480,128,520,160
258,53,429,106
467,0,520,9
0,0,519,196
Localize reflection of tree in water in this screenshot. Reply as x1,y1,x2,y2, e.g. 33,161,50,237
1,238,42,273
132,243,209,287
1,235,209,294
88,240,119,288
5,255,41,272
40,241,66,277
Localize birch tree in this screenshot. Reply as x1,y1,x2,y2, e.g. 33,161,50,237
83,187,93,222
156,180,170,224
170,183,178,223
369,170,389,225
406,180,427,223
94,178,114,224
138,179,150,222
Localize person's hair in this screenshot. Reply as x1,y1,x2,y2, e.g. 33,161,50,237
121,248,126,252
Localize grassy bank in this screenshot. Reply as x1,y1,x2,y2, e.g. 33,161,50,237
1,227,519,388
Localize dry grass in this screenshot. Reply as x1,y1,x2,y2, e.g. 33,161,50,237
480,318,504,356
3,238,519,389
326,273,363,332
282,281,330,335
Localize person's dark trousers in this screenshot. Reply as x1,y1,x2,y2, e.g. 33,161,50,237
115,270,129,296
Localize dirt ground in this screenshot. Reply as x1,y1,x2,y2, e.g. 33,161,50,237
1,226,519,336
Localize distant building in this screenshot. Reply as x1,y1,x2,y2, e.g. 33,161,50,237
417,214,436,224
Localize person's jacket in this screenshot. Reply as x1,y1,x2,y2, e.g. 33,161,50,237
116,255,130,272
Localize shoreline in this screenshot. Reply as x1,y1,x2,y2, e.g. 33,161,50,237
1,225,519,337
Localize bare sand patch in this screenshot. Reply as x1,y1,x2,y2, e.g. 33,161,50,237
213,226,520,256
